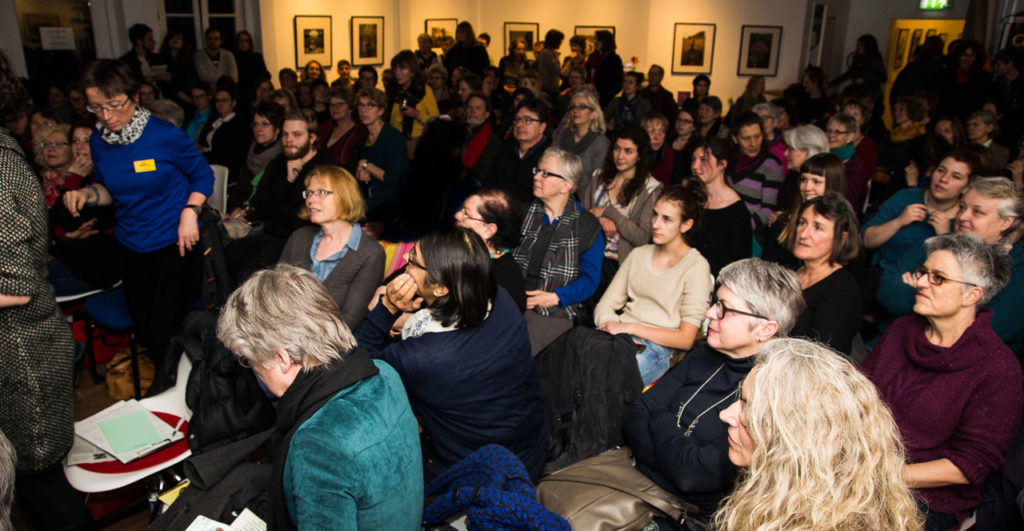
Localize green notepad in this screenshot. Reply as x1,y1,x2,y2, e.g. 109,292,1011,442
97,411,164,454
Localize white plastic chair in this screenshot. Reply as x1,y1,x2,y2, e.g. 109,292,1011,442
64,355,194,493
208,164,229,214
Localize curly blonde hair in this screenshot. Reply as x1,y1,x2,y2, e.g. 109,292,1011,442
714,338,923,531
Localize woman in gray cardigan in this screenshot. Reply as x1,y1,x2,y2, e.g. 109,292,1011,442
581,125,662,264
279,165,384,328
554,90,610,195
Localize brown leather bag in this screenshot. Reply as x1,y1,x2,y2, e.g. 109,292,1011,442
105,350,154,400
537,447,701,531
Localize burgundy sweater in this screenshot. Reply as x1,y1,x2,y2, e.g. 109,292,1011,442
861,309,1023,516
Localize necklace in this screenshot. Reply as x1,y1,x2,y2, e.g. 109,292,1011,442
674,363,736,437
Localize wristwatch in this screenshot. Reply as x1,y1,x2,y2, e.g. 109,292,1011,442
184,204,203,216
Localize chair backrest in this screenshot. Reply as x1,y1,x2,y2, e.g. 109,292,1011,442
208,164,229,213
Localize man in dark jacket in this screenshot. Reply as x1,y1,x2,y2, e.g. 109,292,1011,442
485,98,553,205
119,24,167,85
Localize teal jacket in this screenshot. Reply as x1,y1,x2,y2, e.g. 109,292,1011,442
283,360,423,530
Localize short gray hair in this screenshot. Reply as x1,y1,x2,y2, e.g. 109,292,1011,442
0,430,14,530
828,113,858,135
217,264,355,369
149,98,185,127
540,146,584,192
752,102,781,119
966,177,1023,240
924,233,1011,305
782,125,829,157
718,258,805,335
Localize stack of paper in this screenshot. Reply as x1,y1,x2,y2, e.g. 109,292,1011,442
73,399,184,464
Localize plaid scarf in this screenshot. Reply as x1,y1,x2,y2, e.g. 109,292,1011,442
513,200,584,318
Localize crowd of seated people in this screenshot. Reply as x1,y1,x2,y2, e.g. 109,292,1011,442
6,19,1024,531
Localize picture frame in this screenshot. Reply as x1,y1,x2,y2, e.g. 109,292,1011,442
22,13,61,46
504,22,539,60
293,15,332,70
911,29,924,51
574,25,614,56
351,16,385,66
893,28,910,70
672,23,716,75
425,18,457,49
805,3,827,67
737,25,782,76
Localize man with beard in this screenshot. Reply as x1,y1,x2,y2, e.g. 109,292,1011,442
226,109,330,282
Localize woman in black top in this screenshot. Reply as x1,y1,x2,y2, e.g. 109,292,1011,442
690,137,752,276
787,192,863,357
455,188,526,312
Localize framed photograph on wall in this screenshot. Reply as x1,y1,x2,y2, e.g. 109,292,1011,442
574,25,614,56
351,16,385,66
294,15,332,70
504,22,539,60
893,28,910,70
425,18,457,49
672,23,715,75
738,25,782,76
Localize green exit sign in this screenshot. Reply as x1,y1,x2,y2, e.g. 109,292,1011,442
919,0,952,10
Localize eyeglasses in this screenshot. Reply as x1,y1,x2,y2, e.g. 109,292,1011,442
826,129,849,135
910,266,977,287
86,96,132,114
458,206,486,223
533,166,567,180
710,294,768,321
568,104,592,111
251,120,273,129
357,102,379,109
38,140,69,148
514,115,542,125
678,118,695,124
406,248,428,271
302,189,333,199
236,356,253,369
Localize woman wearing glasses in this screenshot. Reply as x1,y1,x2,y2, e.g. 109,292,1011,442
317,88,364,175
279,166,384,329
553,90,611,191
225,101,284,219
356,229,548,482
668,108,700,183
354,87,409,221
63,59,213,376
862,233,1023,531
32,123,88,210
621,258,804,524
715,339,923,531
454,188,526,312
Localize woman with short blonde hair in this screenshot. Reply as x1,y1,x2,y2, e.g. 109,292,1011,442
279,165,384,328
716,338,923,531
554,89,610,191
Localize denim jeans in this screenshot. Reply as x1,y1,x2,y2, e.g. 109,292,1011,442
634,337,672,386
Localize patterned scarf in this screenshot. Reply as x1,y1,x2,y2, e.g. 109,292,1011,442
96,106,151,146
512,200,584,318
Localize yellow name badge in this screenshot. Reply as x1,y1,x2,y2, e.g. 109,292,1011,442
133,159,157,173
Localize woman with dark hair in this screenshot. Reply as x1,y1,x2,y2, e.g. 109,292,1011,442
640,112,674,186
63,59,214,375
594,182,713,385
279,165,384,328
388,50,440,153
761,153,847,269
537,29,565,99
356,228,548,481
862,233,1022,530
876,96,929,197
355,87,409,221
692,137,753,276
938,40,992,120
462,92,502,179
225,101,284,217
669,107,701,183
317,87,364,174
829,34,887,94
0,49,94,530
443,21,490,76
697,96,729,139
730,111,785,228
787,192,863,356
301,60,328,83
157,29,195,108
582,125,663,269
784,66,829,126
455,188,526,311
588,30,624,108
234,30,269,106
498,40,528,90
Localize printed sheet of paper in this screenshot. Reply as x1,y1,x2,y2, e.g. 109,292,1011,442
74,399,184,463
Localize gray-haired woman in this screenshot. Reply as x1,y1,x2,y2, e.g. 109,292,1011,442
862,233,1023,530
218,264,423,530
780,124,829,209
621,258,805,524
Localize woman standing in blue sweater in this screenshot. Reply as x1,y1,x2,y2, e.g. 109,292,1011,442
64,59,213,372
356,228,549,481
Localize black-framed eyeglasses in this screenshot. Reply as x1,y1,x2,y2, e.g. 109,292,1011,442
533,166,567,181
302,189,333,199
910,266,977,287
710,294,768,321
406,248,428,272
237,356,253,369
513,115,542,125
86,96,132,114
